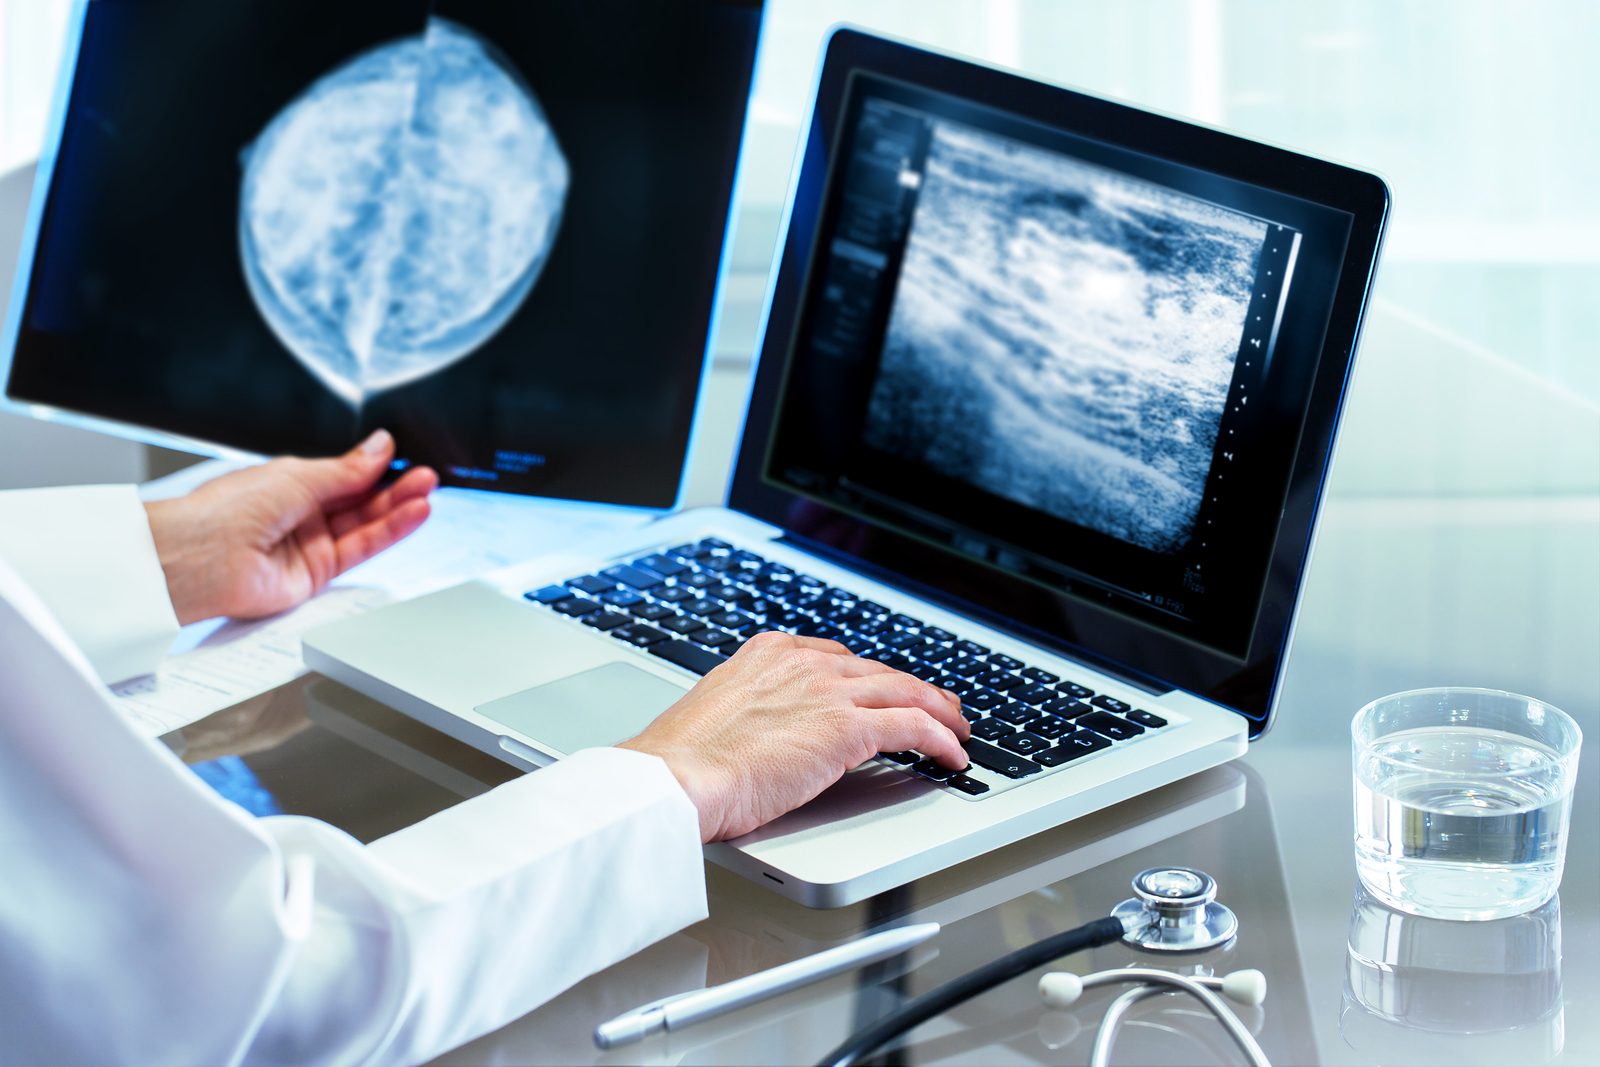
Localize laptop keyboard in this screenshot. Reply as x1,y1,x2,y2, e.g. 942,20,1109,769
521,537,1172,799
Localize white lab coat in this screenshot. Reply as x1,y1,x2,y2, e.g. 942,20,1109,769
0,485,708,1066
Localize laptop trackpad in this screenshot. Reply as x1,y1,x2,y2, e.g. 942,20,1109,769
474,662,689,756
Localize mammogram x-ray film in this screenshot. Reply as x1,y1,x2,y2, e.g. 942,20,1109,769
6,0,760,507
240,18,568,408
861,121,1266,555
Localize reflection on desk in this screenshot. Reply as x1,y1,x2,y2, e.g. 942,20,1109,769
1343,887,1563,1066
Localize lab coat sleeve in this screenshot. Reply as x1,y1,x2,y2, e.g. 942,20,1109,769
248,750,707,1066
0,483,179,683
0,547,707,1067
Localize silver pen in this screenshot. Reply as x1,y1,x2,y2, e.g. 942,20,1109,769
593,922,941,1049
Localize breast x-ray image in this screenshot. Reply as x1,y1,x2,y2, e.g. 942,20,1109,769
6,0,761,506
239,17,569,409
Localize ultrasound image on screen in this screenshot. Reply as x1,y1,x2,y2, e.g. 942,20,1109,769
860,122,1267,554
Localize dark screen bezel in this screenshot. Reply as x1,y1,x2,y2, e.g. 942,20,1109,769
727,29,1389,738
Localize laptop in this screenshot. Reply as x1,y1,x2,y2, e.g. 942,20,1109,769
304,28,1389,908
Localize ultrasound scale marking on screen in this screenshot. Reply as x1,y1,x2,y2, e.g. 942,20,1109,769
862,121,1266,555
238,18,568,408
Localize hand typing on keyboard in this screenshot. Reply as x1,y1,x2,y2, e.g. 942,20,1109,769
617,631,970,842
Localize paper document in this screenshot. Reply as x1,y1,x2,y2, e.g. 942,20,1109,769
114,586,390,737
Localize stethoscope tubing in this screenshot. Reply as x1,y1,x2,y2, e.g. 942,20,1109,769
1078,968,1270,1067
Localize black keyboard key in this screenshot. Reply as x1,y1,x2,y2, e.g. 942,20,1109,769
730,549,765,566
758,580,795,599
954,640,989,656
795,574,826,589
666,543,703,561
660,614,704,635
909,663,945,682
880,750,918,765
602,564,664,590
796,620,845,640
839,636,873,654
963,689,1007,712
1052,730,1113,760
936,676,975,697
680,571,719,589
1039,696,1091,719
774,610,810,629
1034,746,1075,767
888,613,923,629
552,596,602,617
601,589,645,607
1126,709,1168,729
919,645,961,665
698,538,732,551
635,554,687,577
946,657,988,678
999,732,1051,756
857,618,892,636
921,626,955,643
582,611,633,631
960,707,983,723
611,624,670,647
884,632,931,650
707,610,758,632
760,563,794,579
700,556,734,572
912,759,957,782
654,585,697,603
630,601,676,621
974,671,1025,691
525,585,569,604
993,702,1041,725
566,575,614,595
1090,695,1132,714
1079,711,1144,740
857,601,889,617
1059,682,1094,700
987,653,1024,671
947,773,990,796
1030,714,1072,739
962,737,1041,779
650,639,727,676
971,718,1015,741
689,628,740,649
1020,667,1060,685
1009,683,1056,705
685,598,722,617
711,585,755,606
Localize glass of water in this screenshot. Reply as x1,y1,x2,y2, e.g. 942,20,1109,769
1352,688,1582,921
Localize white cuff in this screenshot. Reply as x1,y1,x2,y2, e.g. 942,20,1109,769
0,484,179,684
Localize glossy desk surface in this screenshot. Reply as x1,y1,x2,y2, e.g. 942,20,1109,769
172,498,1598,1067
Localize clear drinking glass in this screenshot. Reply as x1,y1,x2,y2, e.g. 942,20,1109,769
1352,688,1582,921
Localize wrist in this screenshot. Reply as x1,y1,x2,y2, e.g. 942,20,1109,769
617,738,729,843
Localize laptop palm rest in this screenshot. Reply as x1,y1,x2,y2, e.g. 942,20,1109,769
475,662,687,756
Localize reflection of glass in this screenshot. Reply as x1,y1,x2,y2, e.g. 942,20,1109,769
1352,687,1582,920
1342,886,1563,1066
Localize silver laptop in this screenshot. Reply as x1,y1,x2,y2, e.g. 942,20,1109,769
304,29,1388,908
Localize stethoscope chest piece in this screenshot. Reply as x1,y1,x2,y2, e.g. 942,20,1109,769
1113,866,1238,953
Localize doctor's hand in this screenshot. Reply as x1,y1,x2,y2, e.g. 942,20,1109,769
143,430,438,625
618,631,971,842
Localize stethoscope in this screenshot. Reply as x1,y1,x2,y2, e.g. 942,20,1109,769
820,866,1272,1067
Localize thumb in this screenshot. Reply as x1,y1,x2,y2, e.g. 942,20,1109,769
295,428,396,505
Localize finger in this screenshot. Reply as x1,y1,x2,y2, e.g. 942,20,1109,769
866,707,969,769
331,497,432,576
840,672,969,737
290,429,398,508
328,466,438,538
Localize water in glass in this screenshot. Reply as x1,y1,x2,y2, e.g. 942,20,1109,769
1354,725,1573,921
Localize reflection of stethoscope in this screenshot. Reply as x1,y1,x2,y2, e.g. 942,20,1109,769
821,867,1272,1067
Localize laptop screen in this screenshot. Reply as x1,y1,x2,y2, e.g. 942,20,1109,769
764,74,1352,661
733,33,1387,732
